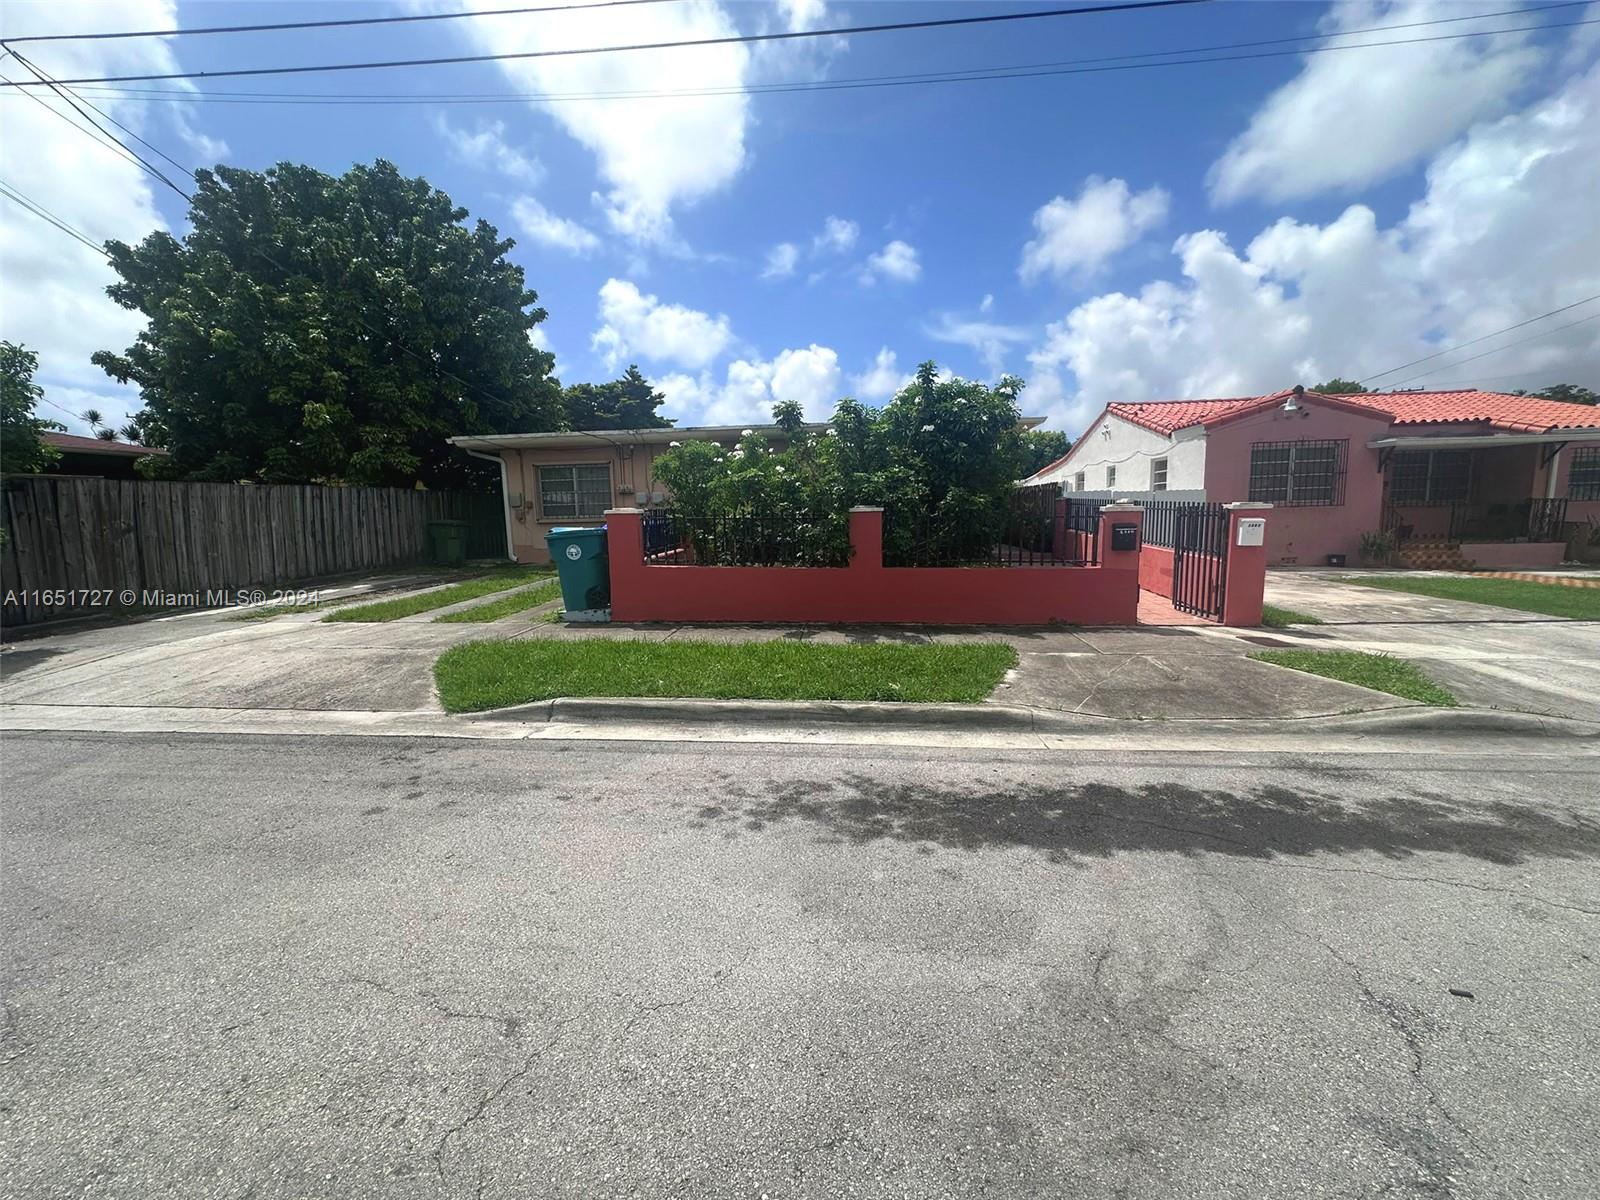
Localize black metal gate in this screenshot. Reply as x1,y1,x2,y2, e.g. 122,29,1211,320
1171,502,1229,619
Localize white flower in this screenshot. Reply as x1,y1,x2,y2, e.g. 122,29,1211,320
741,428,754,436
826,428,838,437
920,424,935,432
775,465,786,474
669,441,680,448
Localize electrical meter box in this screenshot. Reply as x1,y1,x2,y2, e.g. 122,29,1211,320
1236,518,1266,547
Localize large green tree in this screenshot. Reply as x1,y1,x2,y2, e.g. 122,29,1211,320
1515,383,1597,406
1,342,62,474
1021,429,1070,476
562,365,673,430
1310,378,1368,395
92,160,561,488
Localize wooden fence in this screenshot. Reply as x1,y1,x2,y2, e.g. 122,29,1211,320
1,476,505,627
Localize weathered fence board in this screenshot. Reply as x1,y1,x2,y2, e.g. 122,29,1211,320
1,477,505,627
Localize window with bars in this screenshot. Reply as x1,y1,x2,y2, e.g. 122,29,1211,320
1571,447,1600,501
1151,457,1168,491
538,463,612,519
1106,464,1117,489
1248,438,1348,506
1388,449,1472,505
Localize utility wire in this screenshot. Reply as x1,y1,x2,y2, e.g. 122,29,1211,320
1377,312,1600,389
0,65,170,185
36,14,1596,107
2,52,192,198
0,1,1213,88
0,180,108,255
1360,293,1600,384
2,0,688,43
58,2,1580,101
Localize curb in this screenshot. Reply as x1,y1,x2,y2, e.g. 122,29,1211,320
464,697,1600,740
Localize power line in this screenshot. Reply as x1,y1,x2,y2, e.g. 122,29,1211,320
1,0,687,44
58,2,1578,100
0,1,1213,88
35,13,1596,108
2,52,191,198
1378,312,1600,389
0,180,108,255
1360,293,1600,384
0,64,170,184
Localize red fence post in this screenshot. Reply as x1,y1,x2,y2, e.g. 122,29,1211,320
1221,502,1271,626
604,508,644,620
849,506,884,570
1097,502,1143,625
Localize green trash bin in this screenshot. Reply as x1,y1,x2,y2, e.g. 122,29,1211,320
546,525,611,620
427,519,470,565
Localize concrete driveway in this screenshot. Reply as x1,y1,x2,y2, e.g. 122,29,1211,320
1263,570,1600,722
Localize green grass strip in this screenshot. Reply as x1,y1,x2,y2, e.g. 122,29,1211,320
434,639,1019,712
1249,649,1457,707
1261,604,1323,628
1344,575,1600,620
323,567,548,623
433,578,561,623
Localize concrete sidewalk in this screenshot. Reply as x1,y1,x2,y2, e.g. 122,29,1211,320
5,566,1598,732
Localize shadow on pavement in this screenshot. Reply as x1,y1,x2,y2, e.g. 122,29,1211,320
689,775,1600,868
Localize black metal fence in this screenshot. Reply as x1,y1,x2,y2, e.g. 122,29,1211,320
1169,502,1230,619
884,487,1098,567
641,508,851,567
1141,499,1191,549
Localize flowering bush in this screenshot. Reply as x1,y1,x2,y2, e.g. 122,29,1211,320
650,362,1030,564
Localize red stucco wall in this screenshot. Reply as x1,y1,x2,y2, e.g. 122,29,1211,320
606,506,1144,626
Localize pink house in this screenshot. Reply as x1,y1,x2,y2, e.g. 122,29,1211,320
1025,387,1600,569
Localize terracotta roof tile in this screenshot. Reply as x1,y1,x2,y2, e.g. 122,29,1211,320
42,432,167,456
1106,388,1600,436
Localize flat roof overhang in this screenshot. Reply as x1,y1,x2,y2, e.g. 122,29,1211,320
1367,429,1600,450
452,415,1048,452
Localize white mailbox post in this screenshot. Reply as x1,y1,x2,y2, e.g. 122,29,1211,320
1236,518,1266,547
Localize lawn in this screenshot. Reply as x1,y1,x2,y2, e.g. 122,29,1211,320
433,578,561,623
323,567,549,623
433,639,1019,712
1248,649,1457,706
1261,604,1323,628
1345,575,1600,620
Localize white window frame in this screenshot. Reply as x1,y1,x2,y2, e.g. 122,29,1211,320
538,462,612,520
1074,471,1086,492
1106,464,1117,489
1151,457,1169,492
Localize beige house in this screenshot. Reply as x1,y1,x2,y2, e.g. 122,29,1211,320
448,424,822,563
451,416,1047,563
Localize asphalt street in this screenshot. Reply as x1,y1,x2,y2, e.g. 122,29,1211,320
3,732,1598,1199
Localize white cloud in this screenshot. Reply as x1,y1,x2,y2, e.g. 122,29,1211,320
860,239,921,285
658,344,842,425
979,294,994,313
1208,0,1543,204
432,116,543,183
1019,176,1169,283
812,215,859,255
0,0,210,436
1027,62,1600,433
925,313,1030,376
456,0,822,247
592,278,734,372
761,242,800,279
852,347,909,402
511,196,600,254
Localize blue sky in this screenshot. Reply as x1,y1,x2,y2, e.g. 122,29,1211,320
3,1,1598,439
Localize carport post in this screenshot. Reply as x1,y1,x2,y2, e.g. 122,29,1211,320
1221,503,1272,627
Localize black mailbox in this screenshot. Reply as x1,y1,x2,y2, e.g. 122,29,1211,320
1111,523,1139,551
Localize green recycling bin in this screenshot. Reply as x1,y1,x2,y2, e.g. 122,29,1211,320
427,519,470,565
546,525,610,619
